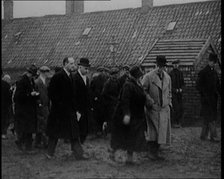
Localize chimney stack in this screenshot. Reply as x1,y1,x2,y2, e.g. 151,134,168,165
66,0,84,15
4,0,13,20
142,0,153,8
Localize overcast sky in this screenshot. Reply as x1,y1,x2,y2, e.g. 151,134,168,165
2,0,212,19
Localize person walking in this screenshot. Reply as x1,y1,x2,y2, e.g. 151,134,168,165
90,67,110,137
110,66,148,164
142,55,172,160
34,66,51,149
72,58,91,144
196,53,221,142
169,60,185,128
46,57,88,160
101,67,121,134
14,65,39,152
1,73,13,139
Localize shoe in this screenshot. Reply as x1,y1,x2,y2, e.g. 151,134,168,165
125,160,135,165
200,136,209,141
15,141,23,151
2,135,7,139
74,154,89,160
109,153,115,161
146,152,158,161
25,148,37,154
45,153,55,159
210,137,220,143
71,151,89,160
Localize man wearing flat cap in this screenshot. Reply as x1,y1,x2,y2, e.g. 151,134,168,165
34,66,51,149
72,58,91,144
196,53,221,142
14,64,40,153
142,55,172,160
169,59,185,128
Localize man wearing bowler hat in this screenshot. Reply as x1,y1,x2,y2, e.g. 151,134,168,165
169,59,185,128
196,53,221,142
142,55,172,160
72,58,91,144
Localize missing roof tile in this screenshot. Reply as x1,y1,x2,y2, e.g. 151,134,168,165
167,22,176,31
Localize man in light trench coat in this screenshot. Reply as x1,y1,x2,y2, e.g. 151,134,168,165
142,55,172,160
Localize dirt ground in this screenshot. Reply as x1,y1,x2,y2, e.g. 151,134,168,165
2,127,221,179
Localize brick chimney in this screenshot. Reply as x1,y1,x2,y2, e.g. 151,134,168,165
66,0,84,15
141,0,153,14
4,0,13,20
142,0,153,8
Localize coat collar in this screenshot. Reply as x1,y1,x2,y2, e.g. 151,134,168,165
151,68,169,90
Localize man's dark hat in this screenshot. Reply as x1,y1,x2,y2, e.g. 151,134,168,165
130,65,143,79
172,59,180,65
122,65,130,71
156,55,167,67
209,53,218,63
26,64,38,76
78,58,90,67
110,67,119,75
97,66,107,72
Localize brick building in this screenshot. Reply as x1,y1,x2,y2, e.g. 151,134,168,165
1,0,221,124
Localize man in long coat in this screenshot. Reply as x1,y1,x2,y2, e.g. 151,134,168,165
34,66,51,148
14,65,39,152
72,58,90,144
169,60,185,128
196,53,221,142
46,57,87,159
142,55,172,160
89,67,109,137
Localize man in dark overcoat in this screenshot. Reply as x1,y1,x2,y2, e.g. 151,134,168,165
46,57,88,159
196,53,221,142
14,65,39,152
72,58,91,144
169,60,185,128
101,67,121,133
34,66,51,148
90,67,109,137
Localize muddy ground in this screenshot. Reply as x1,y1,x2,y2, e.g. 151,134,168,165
2,127,221,179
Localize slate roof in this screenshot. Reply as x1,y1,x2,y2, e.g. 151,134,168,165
1,0,221,69
142,38,220,67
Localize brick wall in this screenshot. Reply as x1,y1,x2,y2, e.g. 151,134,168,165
143,52,221,126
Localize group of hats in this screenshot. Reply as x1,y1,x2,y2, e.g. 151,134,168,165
26,64,50,76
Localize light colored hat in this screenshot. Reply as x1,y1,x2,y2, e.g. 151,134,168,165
39,66,50,72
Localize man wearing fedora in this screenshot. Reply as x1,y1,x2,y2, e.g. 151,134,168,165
34,66,51,149
142,55,172,160
14,64,40,153
196,53,221,142
169,59,185,128
46,57,88,160
72,58,91,144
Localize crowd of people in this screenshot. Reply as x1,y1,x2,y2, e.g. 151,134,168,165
1,53,220,164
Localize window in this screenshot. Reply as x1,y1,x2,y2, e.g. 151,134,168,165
83,27,92,36
167,22,176,31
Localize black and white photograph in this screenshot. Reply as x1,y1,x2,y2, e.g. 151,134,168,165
1,0,221,178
